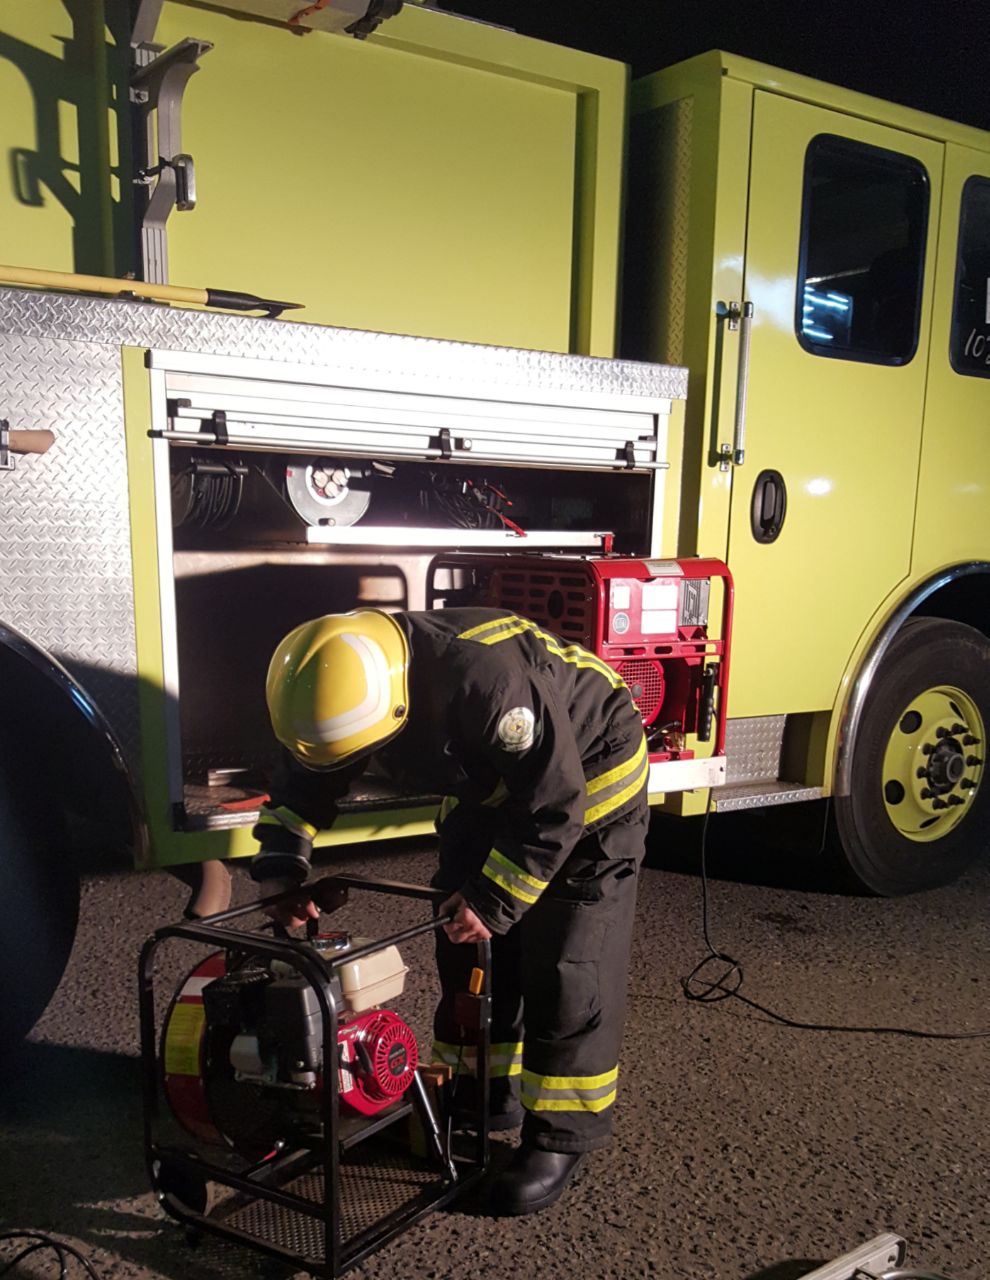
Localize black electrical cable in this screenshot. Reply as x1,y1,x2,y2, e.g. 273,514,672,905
0,1233,101,1280
671,794,990,1041
424,472,509,531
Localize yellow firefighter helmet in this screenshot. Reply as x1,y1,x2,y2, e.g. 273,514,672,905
266,611,410,769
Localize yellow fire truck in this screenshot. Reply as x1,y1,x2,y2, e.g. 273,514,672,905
1,1,988,1039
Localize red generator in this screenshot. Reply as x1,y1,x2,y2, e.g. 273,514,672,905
431,555,733,794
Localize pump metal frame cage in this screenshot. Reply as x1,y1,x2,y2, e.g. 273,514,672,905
139,874,491,1277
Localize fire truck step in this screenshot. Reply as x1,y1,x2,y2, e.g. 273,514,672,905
714,781,823,812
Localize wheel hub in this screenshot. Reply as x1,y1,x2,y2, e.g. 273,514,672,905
882,685,984,842
924,739,965,790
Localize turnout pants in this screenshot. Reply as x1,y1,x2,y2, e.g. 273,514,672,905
433,801,649,1153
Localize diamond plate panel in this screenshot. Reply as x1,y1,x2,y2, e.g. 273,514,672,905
0,288,689,402
724,715,787,784
0,332,140,762
715,782,823,812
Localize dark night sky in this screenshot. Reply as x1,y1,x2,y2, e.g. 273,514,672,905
437,1,990,133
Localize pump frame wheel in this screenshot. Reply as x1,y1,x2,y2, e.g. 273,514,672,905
832,617,990,895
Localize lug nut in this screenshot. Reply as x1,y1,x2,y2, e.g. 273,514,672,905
963,735,981,746
948,795,965,807
916,767,928,779
932,798,948,810
960,779,977,790
967,756,983,767
936,727,949,739
921,743,935,755
951,723,967,735
920,787,933,799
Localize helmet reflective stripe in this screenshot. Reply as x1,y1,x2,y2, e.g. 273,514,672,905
307,633,392,744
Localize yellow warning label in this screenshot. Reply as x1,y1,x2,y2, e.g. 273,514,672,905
164,1002,205,1076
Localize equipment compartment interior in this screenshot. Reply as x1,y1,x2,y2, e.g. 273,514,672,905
167,445,656,829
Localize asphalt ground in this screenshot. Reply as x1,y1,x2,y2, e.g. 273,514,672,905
2,807,988,1280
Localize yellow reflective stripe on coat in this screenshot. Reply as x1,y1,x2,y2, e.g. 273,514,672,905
473,618,531,645
459,613,625,691
486,620,625,691
257,806,318,840
520,1066,619,1113
584,752,649,826
584,737,650,826
456,615,520,642
482,848,549,905
532,632,625,690
585,736,647,798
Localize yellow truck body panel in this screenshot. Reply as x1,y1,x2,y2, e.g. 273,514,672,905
0,2,626,356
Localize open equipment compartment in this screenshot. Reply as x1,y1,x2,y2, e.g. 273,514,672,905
143,339,686,834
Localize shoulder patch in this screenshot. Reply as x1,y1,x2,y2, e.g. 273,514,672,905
497,706,536,753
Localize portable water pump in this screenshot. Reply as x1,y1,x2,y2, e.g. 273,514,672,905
162,932,420,1155
141,875,491,1278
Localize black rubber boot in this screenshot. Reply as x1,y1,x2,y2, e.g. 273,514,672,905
489,1147,586,1216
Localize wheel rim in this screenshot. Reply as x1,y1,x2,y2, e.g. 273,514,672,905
882,685,985,842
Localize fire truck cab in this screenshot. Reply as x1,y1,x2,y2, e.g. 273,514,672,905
624,52,990,893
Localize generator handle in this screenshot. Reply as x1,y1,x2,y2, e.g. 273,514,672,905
328,914,457,968
175,876,462,967
318,873,447,903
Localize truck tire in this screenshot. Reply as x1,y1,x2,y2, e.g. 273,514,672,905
831,616,990,895
0,761,79,1046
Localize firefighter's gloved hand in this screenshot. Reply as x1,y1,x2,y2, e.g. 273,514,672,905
440,891,492,944
249,828,314,926
259,880,320,929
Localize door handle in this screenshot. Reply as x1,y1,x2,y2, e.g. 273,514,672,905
732,301,754,465
714,300,754,469
751,468,787,543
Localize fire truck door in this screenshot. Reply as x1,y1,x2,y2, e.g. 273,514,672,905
913,144,990,573
724,91,943,718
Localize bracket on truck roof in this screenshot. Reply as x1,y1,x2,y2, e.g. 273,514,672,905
130,27,213,286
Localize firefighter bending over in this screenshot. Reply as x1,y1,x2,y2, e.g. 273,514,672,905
251,607,649,1216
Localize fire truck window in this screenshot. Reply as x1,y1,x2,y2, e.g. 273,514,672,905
950,177,990,378
797,134,929,364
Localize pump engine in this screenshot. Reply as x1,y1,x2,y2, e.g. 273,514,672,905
161,932,417,1157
